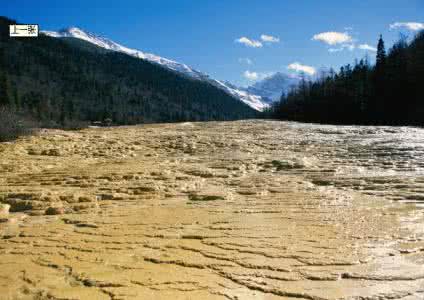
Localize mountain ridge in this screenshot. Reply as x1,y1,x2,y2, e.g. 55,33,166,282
245,72,300,103
0,16,257,127
42,27,270,111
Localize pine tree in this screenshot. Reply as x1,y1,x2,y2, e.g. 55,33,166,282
376,35,386,68
0,48,9,106
271,32,424,125
0,73,9,106
372,35,387,121
13,87,20,109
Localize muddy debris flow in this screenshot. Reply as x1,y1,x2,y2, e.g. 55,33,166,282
0,120,424,299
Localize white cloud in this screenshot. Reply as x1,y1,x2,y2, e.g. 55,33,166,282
328,47,344,53
235,37,263,48
312,31,353,45
243,70,259,80
358,44,377,52
238,58,253,65
287,63,316,75
328,43,355,53
390,22,424,31
347,44,355,51
329,43,375,53
260,34,280,43
243,70,275,81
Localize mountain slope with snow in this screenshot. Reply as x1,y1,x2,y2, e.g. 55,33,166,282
246,72,300,103
0,14,257,126
42,27,269,111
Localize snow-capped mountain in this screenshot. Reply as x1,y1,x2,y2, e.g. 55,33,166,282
42,27,269,111
215,81,269,111
42,27,206,79
245,72,300,103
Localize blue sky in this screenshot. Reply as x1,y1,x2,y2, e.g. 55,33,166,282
3,0,424,86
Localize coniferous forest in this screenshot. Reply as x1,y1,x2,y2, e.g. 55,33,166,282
270,31,424,126
0,16,257,130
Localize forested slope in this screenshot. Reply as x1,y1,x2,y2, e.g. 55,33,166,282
270,32,424,126
0,17,257,127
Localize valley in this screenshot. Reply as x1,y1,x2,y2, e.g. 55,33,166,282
0,120,423,299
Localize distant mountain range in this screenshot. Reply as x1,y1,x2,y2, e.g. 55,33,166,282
245,72,300,103
42,27,299,111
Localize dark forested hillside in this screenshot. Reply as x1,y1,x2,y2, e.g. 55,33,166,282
0,17,257,127
270,32,424,126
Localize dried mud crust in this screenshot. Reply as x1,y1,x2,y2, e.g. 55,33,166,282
0,120,424,300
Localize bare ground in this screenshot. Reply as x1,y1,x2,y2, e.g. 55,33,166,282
0,120,423,299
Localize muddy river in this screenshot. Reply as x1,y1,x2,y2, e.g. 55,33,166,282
0,120,423,299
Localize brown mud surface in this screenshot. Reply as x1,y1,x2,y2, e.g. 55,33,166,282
0,120,423,299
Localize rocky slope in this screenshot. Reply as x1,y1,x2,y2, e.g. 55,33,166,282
0,121,424,299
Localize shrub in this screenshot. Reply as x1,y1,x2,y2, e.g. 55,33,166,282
0,107,37,142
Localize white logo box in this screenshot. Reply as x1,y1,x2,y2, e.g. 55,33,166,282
9,24,39,37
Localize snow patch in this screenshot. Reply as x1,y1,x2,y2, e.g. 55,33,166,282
42,27,269,111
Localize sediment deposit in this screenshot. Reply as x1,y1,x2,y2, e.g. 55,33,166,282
0,120,423,299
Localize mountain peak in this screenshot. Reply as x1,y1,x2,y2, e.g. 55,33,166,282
54,26,86,36
42,26,270,111
63,26,82,33
246,72,300,103
62,27,94,37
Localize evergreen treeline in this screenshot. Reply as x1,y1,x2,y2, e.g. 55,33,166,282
0,17,257,128
270,32,424,125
